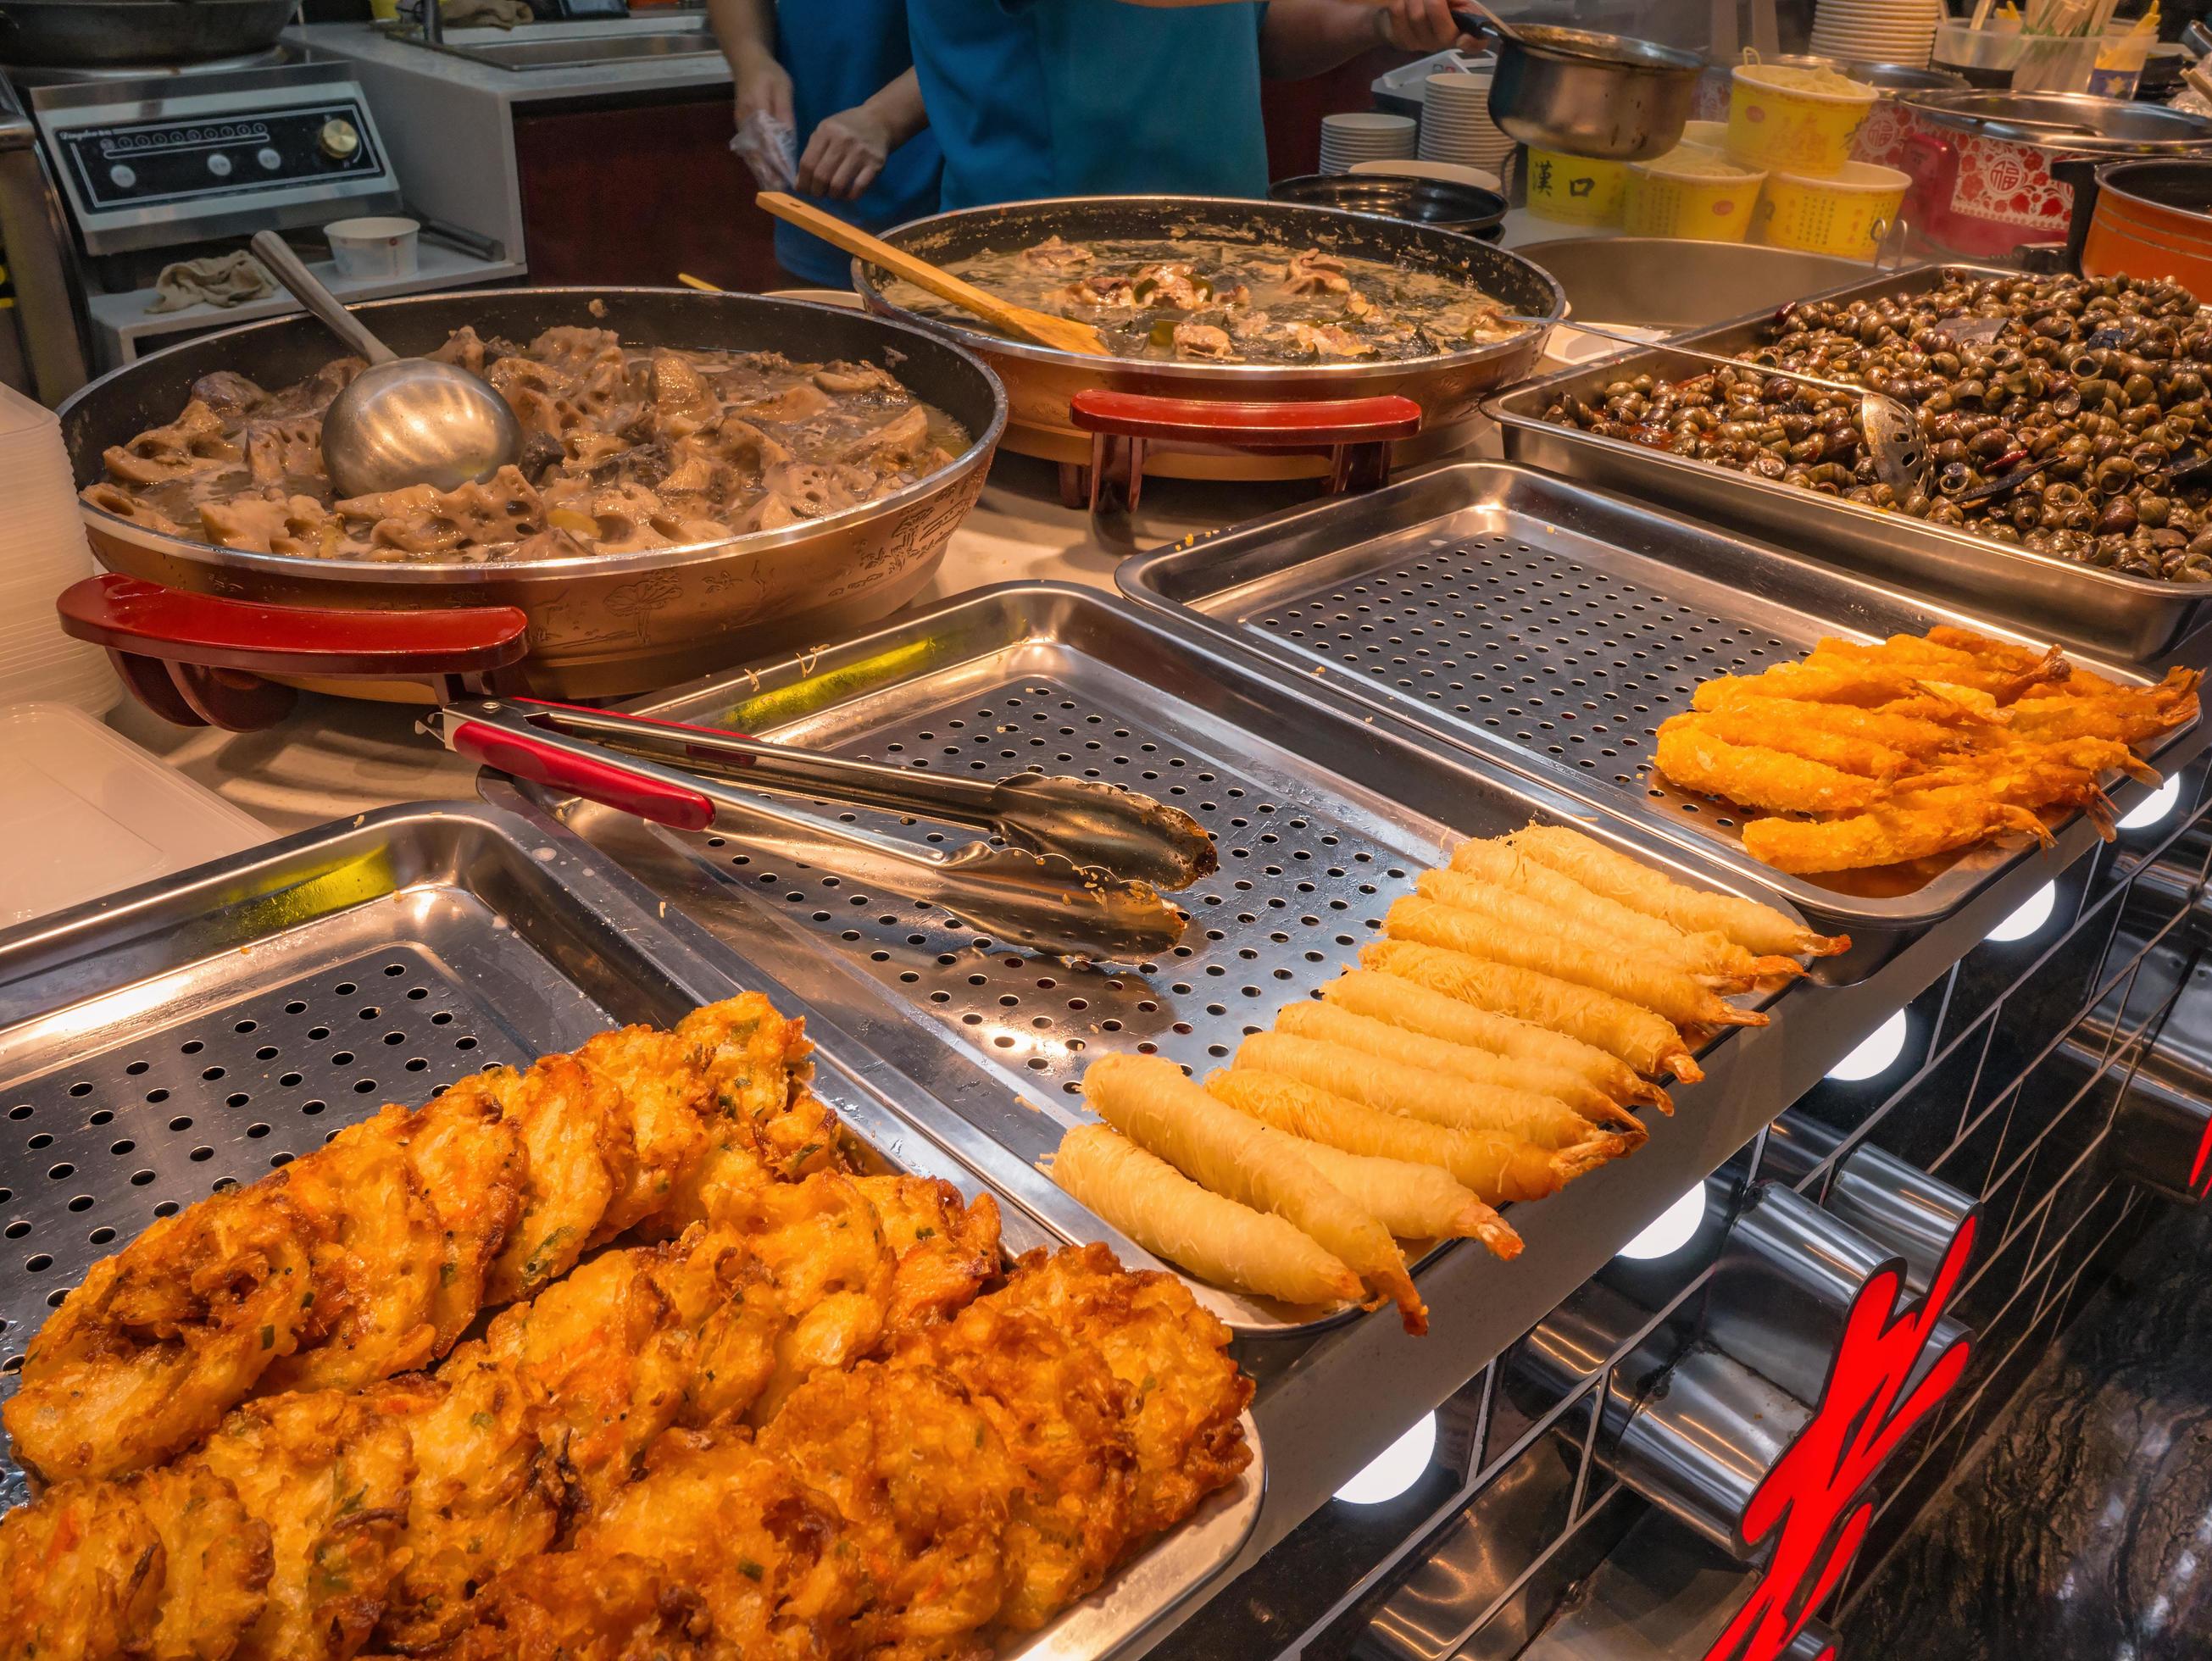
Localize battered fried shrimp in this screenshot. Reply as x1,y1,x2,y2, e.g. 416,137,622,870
2009,665,2203,745
1360,938,1703,1082
1740,799,2053,874
1654,722,1892,816
1503,823,1848,958
1383,896,1765,1032
1052,1124,1362,1307
1287,1142,1522,1258
1692,658,1937,710
1806,634,2068,703
1203,1069,1576,1203
1414,865,1759,990
1659,708,1917,781
5,1186,314,1481
1275,999,1642,1127
1084,1053,1425,1334
1232,1030,1612,1151
1320,970,1670,1112
192,1389,418,1661
984,1245,1252,1542
1441,839,1789,984
852,1174,1003,1336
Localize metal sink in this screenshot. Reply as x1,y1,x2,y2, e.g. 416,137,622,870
414,18,721,72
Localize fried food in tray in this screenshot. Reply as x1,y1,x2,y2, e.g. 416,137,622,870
1654,628,2203,875
0,996,1253,1661
1052,825,1837,1324
1,994,820,1485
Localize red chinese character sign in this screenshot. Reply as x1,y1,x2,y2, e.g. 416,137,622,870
1703,1214,1979,1661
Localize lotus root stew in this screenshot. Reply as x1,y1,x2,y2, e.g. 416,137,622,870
881,234,1519,363
1539,270,2212,583
83,325,970,563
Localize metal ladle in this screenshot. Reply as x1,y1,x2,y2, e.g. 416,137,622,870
248,230,522,499
1519,314,1931,495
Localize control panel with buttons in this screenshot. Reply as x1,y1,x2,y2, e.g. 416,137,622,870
29,68,403,256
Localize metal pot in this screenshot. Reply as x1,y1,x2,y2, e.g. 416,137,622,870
1268,172,1506,239
0,0,297,66
1459,19,1703,161
1897,91,2212,261
850,195,1563,490
2063,157,2212,294
57,288,1007,716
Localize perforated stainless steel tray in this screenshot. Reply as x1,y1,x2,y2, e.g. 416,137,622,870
533,581,1804,1336
1116,462,2192,931
0,801,1019,1500
1486,261,2212,663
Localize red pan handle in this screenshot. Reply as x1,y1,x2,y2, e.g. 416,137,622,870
1069,390,1424,449
57,574,531,676
446,719,717,831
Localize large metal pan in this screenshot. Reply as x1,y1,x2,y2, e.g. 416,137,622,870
55,288,1006,720
850,195,1562,488
0,0,297,66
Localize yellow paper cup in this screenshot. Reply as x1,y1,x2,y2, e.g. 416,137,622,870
1622,152,1765,242
1726,64,1876,176
1525,149,1628,225
1680,119,1730,152
1753,162,1909,258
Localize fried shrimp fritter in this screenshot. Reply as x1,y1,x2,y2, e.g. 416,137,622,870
987,1245,1252,1540
135,1464,275,1661
391,1084,527,1352
447,1553,710,1661
477,1053,638,1303
721,1173,897,1419
907,1303,1134,1629
854,1175,1003,1336
676,996,840,1181
571,1025,713,1242
759,1364,1015,1652
259,1108,447,1394
5,1186,314,1481
192,1389,416,1661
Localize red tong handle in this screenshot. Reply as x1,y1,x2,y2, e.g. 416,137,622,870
447,719,716,831
58,574,530,675
1069,390,1423,449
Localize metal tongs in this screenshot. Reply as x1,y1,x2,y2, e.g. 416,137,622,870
425,697,1214,960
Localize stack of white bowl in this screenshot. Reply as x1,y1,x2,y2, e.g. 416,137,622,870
1419,71,1516,175
0,382,117,714
1807,0,1940,68
1318,112,1419,175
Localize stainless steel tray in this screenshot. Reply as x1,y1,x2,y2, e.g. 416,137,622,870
535,581,1806,1336
0,801,1014,1495
0,798,1267,1661
1486,260,2212,663
1115,461,2192,930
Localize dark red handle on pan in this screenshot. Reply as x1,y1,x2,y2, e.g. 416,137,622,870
57,574,531,675
1069,390,1424,449
446,719,717,831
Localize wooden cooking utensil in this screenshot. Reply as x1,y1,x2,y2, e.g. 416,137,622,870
755,191,1109,357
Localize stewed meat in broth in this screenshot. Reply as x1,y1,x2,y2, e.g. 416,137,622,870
83,325,970,563
882,235,1517,363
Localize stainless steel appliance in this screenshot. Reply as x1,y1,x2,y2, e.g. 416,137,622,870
0,44,408,394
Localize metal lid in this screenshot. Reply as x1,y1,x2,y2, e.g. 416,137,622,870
1753,53,1967,93
1899,90,2212,153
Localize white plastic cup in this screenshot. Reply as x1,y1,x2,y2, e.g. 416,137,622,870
324,215,420,281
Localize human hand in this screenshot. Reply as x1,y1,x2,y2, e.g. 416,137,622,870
734,56,793,131
798,103,892,200
1373,0,1480,52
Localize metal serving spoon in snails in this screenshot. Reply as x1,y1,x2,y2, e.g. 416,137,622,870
249,230,522,498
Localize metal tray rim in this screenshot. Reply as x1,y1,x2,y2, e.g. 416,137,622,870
1113,460,2195,930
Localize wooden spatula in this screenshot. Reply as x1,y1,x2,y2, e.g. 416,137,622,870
756,191,1109,358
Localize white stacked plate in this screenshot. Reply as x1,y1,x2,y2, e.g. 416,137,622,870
1807,0,1939,67
1318,112,1418,175
1420,71,1516,173
0,381,115,714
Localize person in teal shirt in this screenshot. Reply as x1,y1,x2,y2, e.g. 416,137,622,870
713,0,944,286
905,0,1470,210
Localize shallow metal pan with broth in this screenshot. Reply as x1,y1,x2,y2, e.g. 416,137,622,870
852,195,1562,482
56,288,1007,707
